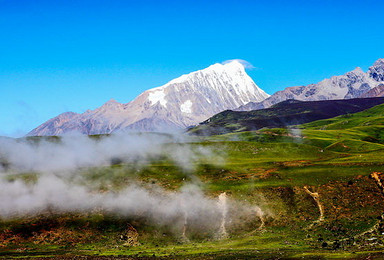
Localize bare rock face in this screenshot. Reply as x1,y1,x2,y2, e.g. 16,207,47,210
28,112,80,136
360,84,384,98
237,59,384,111
27,61,269,136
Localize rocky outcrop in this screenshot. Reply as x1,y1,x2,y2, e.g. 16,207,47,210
360,84,384,98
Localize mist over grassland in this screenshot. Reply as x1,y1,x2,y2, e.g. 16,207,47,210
0,133,265,239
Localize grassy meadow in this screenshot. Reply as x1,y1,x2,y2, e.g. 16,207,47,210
2,104,384,259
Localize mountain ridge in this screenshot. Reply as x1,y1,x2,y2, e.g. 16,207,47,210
28,60,269,136
236,59,384,111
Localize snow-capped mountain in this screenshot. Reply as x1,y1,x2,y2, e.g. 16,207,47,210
237,58,384,111
28,60,269,136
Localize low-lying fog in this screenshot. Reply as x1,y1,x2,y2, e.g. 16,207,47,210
0,133,266,236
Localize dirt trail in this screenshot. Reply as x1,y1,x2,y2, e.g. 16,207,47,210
304,186,324,228
371,172,384,195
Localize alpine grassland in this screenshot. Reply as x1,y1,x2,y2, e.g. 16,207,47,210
2,103,384,259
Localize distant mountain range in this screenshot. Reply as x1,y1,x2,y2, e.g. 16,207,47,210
28,58,384,136
188,97,384,135
236,59,384,111
28,61,269,136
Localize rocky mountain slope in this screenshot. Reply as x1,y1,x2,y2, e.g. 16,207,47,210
28,61,269,136
360,84,384,98
237,59,384,111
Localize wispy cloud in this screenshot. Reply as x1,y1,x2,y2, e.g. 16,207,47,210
222,59,256,70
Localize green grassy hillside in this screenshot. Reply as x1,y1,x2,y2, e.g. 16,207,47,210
302,103,384,130
2,104,384,258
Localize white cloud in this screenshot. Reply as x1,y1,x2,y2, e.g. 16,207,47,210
222,59,255,69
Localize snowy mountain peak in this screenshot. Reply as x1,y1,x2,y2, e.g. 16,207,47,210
372,58,384,67
222,59,254,69
217,59,246,71
140,60,267,110
202,60,248,76
369,58,384,82
349,67,364,74
161,60,247,87
28,60,269,136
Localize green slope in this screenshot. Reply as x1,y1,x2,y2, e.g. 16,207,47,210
188,97,384,135
302,103,384,130
201,102,384,155
299,103,384,153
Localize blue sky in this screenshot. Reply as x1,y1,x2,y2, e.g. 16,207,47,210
1,0,383,136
